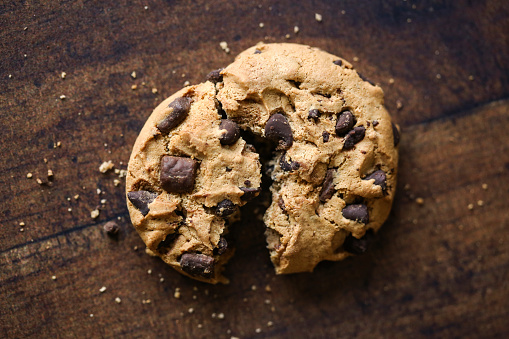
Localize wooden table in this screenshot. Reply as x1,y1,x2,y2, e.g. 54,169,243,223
1,1,508,338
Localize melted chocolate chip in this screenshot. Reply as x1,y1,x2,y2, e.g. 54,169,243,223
319,169,337,202
392,123,400,146
279,152,300,172
103,221,120,236
215,199,236,217
219,119,240,145
322,131,330,143
127,190,158,216
364,170,387,191
343,126,366,150
160,156,199,193
180,253,215,278
240,187,261,201
333,59,343,66
244,180,251,187
264,113,293,149
342,204,369,224
157,232,179,253
335,110,356,136
343,229,375,254
206,68,224,84
157,97,193,134
308,109,321,120
372,120,379,127
215,237,228,255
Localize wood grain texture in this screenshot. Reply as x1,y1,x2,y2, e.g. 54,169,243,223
1,0,508,338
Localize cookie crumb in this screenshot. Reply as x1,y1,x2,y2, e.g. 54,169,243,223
159,277,164,282
481,183,488,190
74,194,80,200
36,178,43,185
113,179,121,186
188,307,194,314
259,22,264,28
100,198,107,204
197,324,203,329
19,228,24,232
61,72,66,79
90,314,94,318
142,299,152,304
133,246,138,251
436,73,442,79
99,286,107,293
152,88,158,94
407,18,412,23
131,71,137,79
251,285,257,291
147,269,152,274
131,84,138,90
219,41,230,54
396,100,403,110
91,209,100,219
285,34,291,39
267,321,274,327
389,78,395,84
59,95,66,100
47,169,54,178
26,172,33,179
174,288,181,298
477,200,484,207
19,222,26,226
183,80,190,87
315,13,322,22
341,10,346,14
468,75,474,81
255,328,262,333
68,208,72,212
415,197,424,205
115,297,121,303
265,285,272,292
264,299,271,304
51,275,57,280
217,312,225,319
467,203,474,210
294,26,299,34
96,188,102,195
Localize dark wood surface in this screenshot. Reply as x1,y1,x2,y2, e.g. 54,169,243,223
1,1,509,338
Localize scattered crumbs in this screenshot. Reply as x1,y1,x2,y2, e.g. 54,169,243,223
294,26,299,34
407,18,412,23
8,74,12,79
56,141,62,147
315,13,322,22
91,209,100,219
99,286,107,293
19,222,26,226
212,313,217,319
144,5,148,10
90,314,94,318
43,158,48,163
217,313,225,319
255,328,262,333
100,198,107,204
267,321,274,327
74,194,80,200
51,275,57,280
197,324,203,329
265,285,272,292
264,299,271,304
482,183,488,190
192,295,197,300
389,78,395,84
160,277,164,283
436,74,442,79
285,34,290,39
251,285,257,291
20,228,24,232
113,179,121,186
47,169,54,178
68,208,72,212
67,197,71,201
152,88,158,94
219,41,230,54
468,75,474,81
36,178,43,185
415,197,424,205
115,297,121,304
181,73,186,78
188,307,194,314
183,80,190,87
96,188,102,195
142,299,152,304
131,84,138,90
131,71,137,79
396,100,403,110
270,306,276,312
174,287,181,299
477,200,484,207
61,72,66,79
59,95,66,100
133,246,138,251
26,172,33,179
353,56,359,62
24,26,28,30
467,203,474,210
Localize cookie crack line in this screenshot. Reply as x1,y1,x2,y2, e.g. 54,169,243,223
126,43,399,283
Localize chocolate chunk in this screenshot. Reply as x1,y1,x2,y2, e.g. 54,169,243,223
254,49,262,54
342,204,369,224
319,169,337,202
127,190,158,216
358,72,375,86
180,253,215,278
103,221,120,236
244,180,251,187
225,167,232,172
157,97,193,134
333,59,343,66
335,110,356,136
160,156,199,193
322,131,330,143
240,187,261,201
206,68,224,84
264,113,293,149
364,170,387,191
308,109,321,120
215,199,236,217
372,120,379,127
343,229,375,254
216,237,228,255
343,126,366,150
157,232,179,253
392,123,400,146
279,152,300,172
219,119,240,145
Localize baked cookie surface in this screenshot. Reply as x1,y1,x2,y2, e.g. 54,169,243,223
217,43,399,274
126,82,261,283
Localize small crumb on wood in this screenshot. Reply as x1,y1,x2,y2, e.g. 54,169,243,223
389,78,395,84
20,222,25,226
294,26,299,34
152,88,158,94
315,13,322,22
183,80,190,87
36,178,43,185
113,179,121,186
115,297,121,303
142,299,152,304
482,183,488,190
219,41,230,54
74,194,80,200
415,197,424,205
174,288,181,299
60,95,66,100
90,314,94,318
147,269,152,274
285,34,290,39
188,307,194,314
47,169,54,178
131,84,137,90
51,275,57,280
477,200,484,207
267,321,274,327
61,72,66,79
96,188,102,195
217,313,225,319
467,203,474,210
99,286,107,293
265,285,272,292
91,209,100,219
251,285,257,291
26,173,33,178
131,71,137,79
255,328,262,333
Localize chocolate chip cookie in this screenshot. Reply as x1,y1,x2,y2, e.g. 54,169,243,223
217,43,399,274
126,82,261,284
